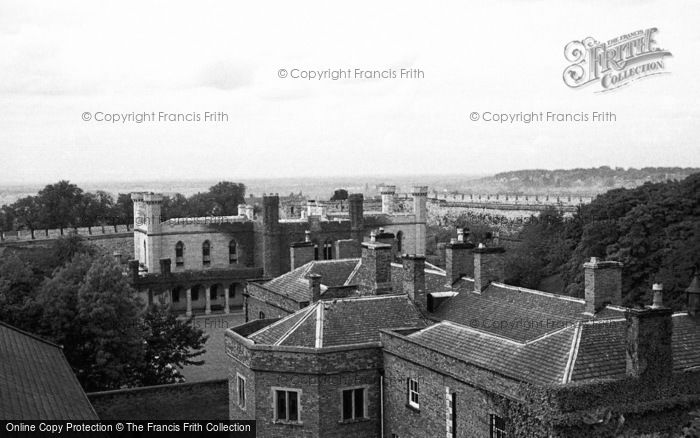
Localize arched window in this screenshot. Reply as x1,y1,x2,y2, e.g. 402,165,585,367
175,241,184,266
323,240,333,260
259,311,265,319
229,240,238,264
396,231,403,253
143,241,147,263
202,240,211,266
313,242,319,260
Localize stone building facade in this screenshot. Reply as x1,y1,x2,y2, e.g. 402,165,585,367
128,186,429,315
226,228,700,437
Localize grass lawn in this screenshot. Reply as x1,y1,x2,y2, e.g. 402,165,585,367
180,312,246,382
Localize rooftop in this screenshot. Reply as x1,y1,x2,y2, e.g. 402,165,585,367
0,321,99,420
249,295,428,348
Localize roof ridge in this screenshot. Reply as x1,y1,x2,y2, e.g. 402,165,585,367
315,305,324,348
248,307,312,339
524,324,576,345
439,320,524,346
0,320,62,349
562,322,583,384
275,304,319,346
344,259,363,286
490,282,586,304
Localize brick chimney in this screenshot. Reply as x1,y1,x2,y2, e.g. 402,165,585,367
290,231,315,270
159,258,171,277
445,229,475,287
403,254,426,311
375,228,397,261
309,273,322,302
625,283,673,380
473,244,505,293
348,193,364,244
584,257,622,314
686,274,700,317
128,259,140,283
358,235,392,295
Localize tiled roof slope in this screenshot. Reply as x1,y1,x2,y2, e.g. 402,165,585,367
432,281,625,342
408,313,700,385
570,313,700,382
249,295,428,348
0,321,98,420
408,321,576,385
262,259,361,302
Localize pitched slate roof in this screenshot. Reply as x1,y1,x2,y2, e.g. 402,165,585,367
0,321,99,420
261,259,361,302
408,308,700,385
408,321,576,385
248,295,428,348
431,281,625,342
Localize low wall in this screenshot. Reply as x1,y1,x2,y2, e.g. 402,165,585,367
88,379,228,420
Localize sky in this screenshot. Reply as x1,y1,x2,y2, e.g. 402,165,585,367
0,0,698,184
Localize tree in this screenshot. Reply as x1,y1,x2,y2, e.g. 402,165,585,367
331,189,348,201
78,191,114,227
0,253,39,328
72,256,145,390
12,195,42,233
113,193,134,225
136,304,208,386
207,181,246,216
36,180,84,229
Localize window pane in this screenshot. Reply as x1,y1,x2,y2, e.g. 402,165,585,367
276,390,286,420
288,391,298,421
354,388,364,418
342,390,353,420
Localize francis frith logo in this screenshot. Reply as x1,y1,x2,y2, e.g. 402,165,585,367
563,28,672,92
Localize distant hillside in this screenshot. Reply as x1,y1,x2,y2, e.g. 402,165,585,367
465,166,699,194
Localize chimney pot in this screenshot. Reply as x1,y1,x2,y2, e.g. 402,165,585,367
457,228,465,242
651,283,664,309
309,273,322,302
305,230,311,242
370,231,377,242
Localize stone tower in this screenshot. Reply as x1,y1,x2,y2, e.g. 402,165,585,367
412,186,428,256
262,193,281,278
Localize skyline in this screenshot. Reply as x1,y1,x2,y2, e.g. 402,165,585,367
2,0,699,183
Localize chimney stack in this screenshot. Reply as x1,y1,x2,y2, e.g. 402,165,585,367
358,240,392,295
290,231,315,270
625,283,673,381
445,230,475,288
473,243,505,293
309,273,322,302
348,193,364,244
686,274,700,317
584,257,623,314
375,228,397,261
128,259,140,283
403,254,426,312
159,258,171,277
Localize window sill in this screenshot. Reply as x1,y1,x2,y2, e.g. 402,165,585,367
338,417,370,425
405,403,420,413
272,420,303,426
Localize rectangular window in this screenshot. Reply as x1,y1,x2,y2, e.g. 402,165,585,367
490,414,506,438
273,388,301,423
407,378,419,409
237,374,246,410
341,387,366,421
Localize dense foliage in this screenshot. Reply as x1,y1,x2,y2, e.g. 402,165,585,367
467,166,699,193
0,236,207,391
0,180,246,231
506,173,700,309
